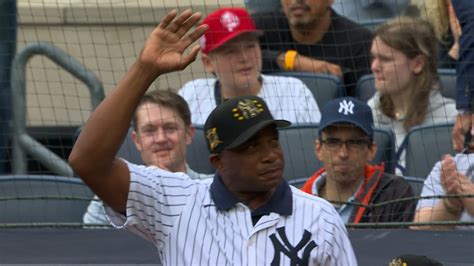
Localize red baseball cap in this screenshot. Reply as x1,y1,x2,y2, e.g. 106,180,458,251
200,7,262,54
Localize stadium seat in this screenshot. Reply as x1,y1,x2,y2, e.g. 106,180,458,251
186,125,214,174
373,127,397,174
356,70,457,103
287,177,309,189
403,123,455,179
438,68,456,100
403,176,425,197
271,72,346,109
279,124,397,181
117,127,144,165
0,175,93,223
355,74,376,102
279,124,322,181
117,126,215,174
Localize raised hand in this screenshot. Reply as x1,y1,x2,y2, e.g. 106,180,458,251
452,112,474,152
440,155,465,212
138,9,208,76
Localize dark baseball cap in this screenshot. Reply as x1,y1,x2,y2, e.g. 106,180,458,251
204,95,291,153
390,254,442,266
319,97,374,139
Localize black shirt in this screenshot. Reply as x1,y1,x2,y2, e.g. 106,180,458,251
253,9,374,96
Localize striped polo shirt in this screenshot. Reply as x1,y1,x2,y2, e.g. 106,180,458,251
106,162,357,265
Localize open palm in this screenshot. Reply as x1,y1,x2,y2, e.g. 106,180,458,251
139,9,208,76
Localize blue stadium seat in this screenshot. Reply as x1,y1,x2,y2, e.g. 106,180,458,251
287,177,309,189
186,125,214,174
117,126,215,174
117,127,144,165
355,74,376,102
356,70,457,103
271,72,345,109
403,176,425,197
403,123,455,179
438,68,456,100
0,175,93,223
279,124,397,181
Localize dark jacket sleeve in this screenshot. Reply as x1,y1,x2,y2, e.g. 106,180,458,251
452,0,474,111
253,11,288,73
364,174,417,224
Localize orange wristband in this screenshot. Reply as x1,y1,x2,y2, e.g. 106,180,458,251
284,50,297,71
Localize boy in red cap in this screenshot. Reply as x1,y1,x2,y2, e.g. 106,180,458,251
179,7,321,125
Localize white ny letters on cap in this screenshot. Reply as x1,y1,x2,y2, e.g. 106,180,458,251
220,11,240,32
338,100,355,115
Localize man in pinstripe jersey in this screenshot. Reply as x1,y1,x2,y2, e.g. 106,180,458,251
69,9,357,265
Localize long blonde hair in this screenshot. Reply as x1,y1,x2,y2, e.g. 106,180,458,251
408,0,450,41
375,16,439,131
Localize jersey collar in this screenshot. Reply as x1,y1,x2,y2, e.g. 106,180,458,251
210,174,293,216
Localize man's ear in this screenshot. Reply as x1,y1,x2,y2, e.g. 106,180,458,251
368,142,378,162
314,139,323,160
131,130,142,152
185,125,195,146
209,153,221,170
202,53,215,74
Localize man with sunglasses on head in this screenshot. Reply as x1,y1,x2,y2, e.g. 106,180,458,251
302,97,416,225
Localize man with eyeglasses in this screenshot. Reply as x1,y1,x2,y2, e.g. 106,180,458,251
302,97,416,225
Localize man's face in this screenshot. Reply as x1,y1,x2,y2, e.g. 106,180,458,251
281,0,333,28
315,124,376,184
212,126,284,193
370,37,424,96
132,102,193,171
203,34,262,94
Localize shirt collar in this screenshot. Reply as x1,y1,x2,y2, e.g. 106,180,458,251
210,174,293,216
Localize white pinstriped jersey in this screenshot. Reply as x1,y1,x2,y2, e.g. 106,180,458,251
106,162,357,265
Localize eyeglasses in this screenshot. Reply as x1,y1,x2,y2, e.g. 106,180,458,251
320,138,371,150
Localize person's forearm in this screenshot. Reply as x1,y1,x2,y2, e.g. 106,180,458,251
461,183,474,216
413,202,463,229
69,61,158,177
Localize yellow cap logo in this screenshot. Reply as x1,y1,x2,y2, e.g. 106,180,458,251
206,127,222,151
232,99,264,121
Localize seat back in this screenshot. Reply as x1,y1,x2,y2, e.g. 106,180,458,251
279,125,322,181
271,72,345,109
356,70,457,103
186,126,214,174
0,175,93,223
373,127,397,174
404,123,455,178
117,127,215,174
403,176,425,197
438,68,456,100
279,124,397,181
355,74,376,102
117,128,144,165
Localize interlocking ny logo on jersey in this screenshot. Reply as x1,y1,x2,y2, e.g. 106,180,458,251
220,11,240,32
338,99,355,115
269,227,317,266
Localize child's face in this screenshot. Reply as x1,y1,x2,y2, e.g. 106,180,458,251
203,34,262,92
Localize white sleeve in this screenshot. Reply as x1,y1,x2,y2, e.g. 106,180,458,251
105,162,196,247
325,211,358,266
83,195,108,225
298,83,321,123
416,160,444,210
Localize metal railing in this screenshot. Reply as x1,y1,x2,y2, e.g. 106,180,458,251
10,42,105,176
